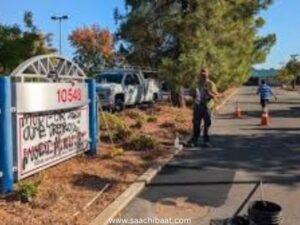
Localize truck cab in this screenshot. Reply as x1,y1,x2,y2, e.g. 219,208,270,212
95,68,160,111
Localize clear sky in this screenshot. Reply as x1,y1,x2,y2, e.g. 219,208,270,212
0,0,125,59
258,0,300,69
0,0,299,69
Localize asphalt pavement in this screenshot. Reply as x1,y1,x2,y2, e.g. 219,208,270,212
113,87,300,225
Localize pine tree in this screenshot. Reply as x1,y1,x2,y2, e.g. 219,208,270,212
117,0,276,107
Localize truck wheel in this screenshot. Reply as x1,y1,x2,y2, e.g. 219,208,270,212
115,98,125,112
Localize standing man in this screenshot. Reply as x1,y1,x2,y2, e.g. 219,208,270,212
257,80,277,111
188,68,219,147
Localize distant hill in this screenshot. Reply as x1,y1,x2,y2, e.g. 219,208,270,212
252,69,278,78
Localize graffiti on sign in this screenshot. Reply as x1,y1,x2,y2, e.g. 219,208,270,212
17,107,90,179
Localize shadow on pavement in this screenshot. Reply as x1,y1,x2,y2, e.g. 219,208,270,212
138,130,300,209
218,106,300,119
140,166,235,208
274,101,300,105
244,107,300,118
236,101,300,105
172,133,300,182
241,127,300,132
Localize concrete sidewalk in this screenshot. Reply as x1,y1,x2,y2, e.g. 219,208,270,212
113,87,300,225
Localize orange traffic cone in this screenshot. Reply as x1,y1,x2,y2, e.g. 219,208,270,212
261,109,270,126
235,101,242,118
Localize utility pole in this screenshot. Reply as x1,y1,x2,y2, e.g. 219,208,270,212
51,15,69,55
290,54,299,89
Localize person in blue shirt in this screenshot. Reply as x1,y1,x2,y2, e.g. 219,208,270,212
257,80,277,111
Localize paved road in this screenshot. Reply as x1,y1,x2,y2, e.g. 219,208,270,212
114,87,300,225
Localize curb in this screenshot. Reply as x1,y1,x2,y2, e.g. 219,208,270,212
215,88,238,112
90,147,183,225
90,89,238,225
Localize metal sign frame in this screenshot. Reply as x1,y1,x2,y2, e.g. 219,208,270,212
11,54,86,82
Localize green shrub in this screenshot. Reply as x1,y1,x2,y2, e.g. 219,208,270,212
113,125,132,142
126,134,161,151
147,116,158,123
125,110,146,129
125,110,144,120
175,116,186,124
18,181,40,203
134,117,145,129
100,112,132,142
100,112,125,131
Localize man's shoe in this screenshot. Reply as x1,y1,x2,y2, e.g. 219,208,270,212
186,142,195,148
186,140,198,148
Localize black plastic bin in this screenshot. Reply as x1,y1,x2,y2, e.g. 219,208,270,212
248,201,283,225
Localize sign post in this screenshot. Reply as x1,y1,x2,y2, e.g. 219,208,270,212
88,79,98,156
0,76,14,193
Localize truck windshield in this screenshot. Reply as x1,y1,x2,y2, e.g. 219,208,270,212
96,74,124,84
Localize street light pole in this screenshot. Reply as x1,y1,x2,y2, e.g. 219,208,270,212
59,19,62,55
51,15,69,55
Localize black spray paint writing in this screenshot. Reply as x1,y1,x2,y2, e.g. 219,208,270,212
20,110,82,141
19,109,89,171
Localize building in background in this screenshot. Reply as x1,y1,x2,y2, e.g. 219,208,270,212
247,69,279,86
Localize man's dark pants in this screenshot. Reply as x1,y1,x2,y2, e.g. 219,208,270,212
260,98,269,109
191,103,212,144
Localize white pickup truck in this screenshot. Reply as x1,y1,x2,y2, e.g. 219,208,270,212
95,68,160,111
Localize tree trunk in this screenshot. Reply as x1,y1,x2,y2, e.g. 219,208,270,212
292,78,296,89
170,86,186,108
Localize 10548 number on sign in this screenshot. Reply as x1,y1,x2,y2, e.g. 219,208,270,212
57,88,82,103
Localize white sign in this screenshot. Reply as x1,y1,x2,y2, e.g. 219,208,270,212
17,106,90,179
15,83,89,113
